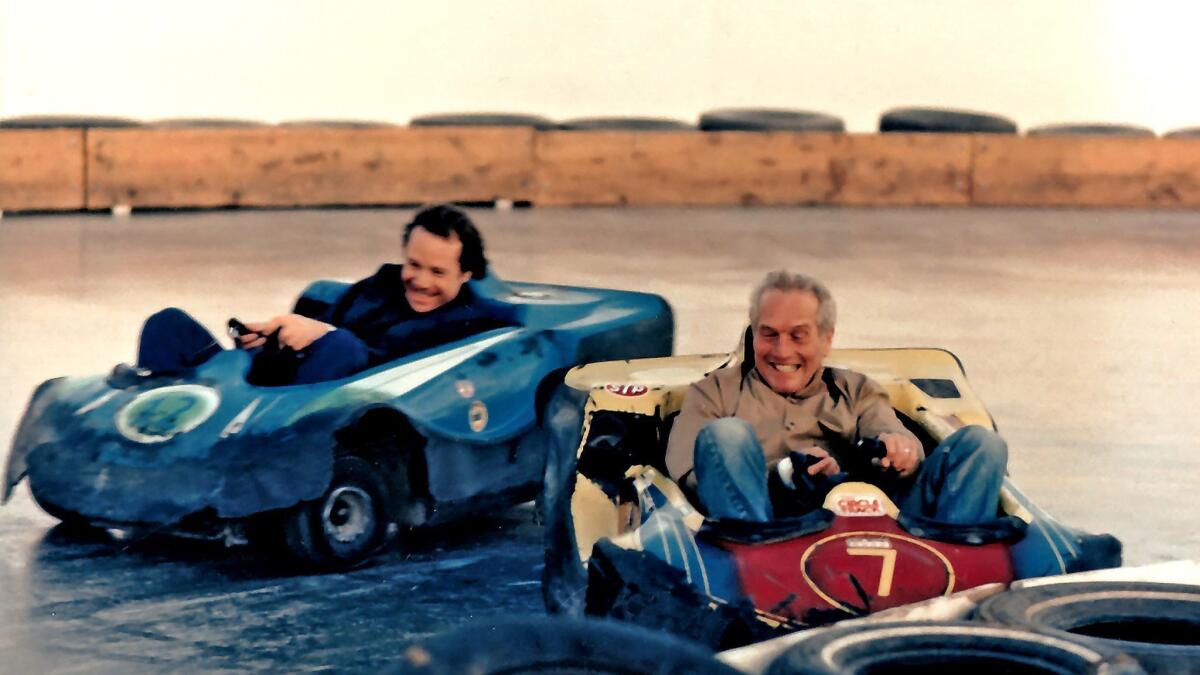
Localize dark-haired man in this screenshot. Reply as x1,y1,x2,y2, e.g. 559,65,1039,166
136,204,513,384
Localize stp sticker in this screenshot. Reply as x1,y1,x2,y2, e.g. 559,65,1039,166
605,384,648,397
455,380,476,398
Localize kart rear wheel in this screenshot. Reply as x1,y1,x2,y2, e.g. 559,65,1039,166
390,615,741,674
977,581,1200,674
764,621,1146,675
283,455,393,569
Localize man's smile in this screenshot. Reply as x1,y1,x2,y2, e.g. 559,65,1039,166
768,361,800,373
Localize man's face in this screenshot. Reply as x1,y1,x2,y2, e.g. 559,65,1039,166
752,288,834,395
400,226,472,313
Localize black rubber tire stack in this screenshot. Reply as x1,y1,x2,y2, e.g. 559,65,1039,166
389,615,742,674
977,581,1200,674
879,107,1018,134
699,108,845,132
764,620,1146,674
557,116,694,130
1026,123,1155,137
408,112,557,130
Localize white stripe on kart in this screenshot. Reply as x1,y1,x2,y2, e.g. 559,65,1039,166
350,329,522,398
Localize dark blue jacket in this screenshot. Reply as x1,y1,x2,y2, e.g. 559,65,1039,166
324,263,517,368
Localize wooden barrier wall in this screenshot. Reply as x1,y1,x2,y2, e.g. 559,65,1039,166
0,130,85,211
2,129,1198,211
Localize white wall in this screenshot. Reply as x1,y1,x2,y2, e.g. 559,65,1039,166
2,0,1198,133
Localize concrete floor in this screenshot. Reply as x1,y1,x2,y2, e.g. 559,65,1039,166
2,206,1199,671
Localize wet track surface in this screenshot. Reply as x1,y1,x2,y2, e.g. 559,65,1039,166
2,206,1200,671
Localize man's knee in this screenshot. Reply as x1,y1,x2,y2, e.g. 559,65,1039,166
695,418,762,471
945,424,1008,469
143,307,194,332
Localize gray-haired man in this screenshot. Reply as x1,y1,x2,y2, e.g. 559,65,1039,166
664,270,1008,524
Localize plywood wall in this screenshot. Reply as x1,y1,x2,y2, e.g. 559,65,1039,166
2,129,1198,212
0,130,84,211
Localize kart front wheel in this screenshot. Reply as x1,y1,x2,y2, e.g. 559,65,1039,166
284,455,393,569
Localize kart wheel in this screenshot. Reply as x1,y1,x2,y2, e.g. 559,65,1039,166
977,581,1200,674
540,382,589,616
284,455,392,568
764,621,1146,675
390,615,741,674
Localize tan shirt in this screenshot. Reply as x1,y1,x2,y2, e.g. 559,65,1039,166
665,365,915,482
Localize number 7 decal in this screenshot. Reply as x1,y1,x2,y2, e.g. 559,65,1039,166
847,547,897,596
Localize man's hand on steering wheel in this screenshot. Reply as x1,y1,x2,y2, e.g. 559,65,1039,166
241,314,334,351
877,431,923,478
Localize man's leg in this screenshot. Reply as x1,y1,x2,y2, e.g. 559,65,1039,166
136,308,222,373
694,418,774,522
292,329,369,384
896,425,1007,525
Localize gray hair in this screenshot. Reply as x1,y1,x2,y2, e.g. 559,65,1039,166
749,270,837,334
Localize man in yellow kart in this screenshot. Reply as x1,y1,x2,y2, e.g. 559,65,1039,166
664,270,1008,524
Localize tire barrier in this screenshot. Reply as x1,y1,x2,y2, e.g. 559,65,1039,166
0,114,142,128
977,581,1200,674
557,116,694,131
1027,123,1155,137
879,107,1018,133
408,112,558,130
764,620,1146,674
146,118,269,128
390,615,742,674
698,108,845,132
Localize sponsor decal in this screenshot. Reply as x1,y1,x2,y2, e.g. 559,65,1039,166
454,379,476,399
116,385,220,443
605,384,648,397
468,400,488,432
832,494,885,516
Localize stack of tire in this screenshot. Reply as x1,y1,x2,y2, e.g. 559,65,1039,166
391,580,1200,673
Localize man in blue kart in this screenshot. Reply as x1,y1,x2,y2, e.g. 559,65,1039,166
664,270,1008,525
134,204,513,385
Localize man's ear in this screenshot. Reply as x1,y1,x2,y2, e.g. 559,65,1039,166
461,269,473,282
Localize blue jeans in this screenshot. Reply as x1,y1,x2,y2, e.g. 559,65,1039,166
694,418,1007,525
137,307,367,384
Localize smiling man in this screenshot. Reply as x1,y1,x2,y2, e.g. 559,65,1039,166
664,270,1008,525
137,204,514,385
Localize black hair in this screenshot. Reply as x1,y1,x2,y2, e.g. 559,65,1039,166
402,204,489,279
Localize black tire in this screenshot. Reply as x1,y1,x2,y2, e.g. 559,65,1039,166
389,615,742,674
278,119,397,128
765,620,1146,675
540,382,590,616
283,455,393,569
1166,127,1200,138
699,108,845,132
0,114,142,129
557,116,694,131
879,107,1018,134
408,112,558,130
146,118,269,128
977,581,1200,674
1027,123,1155,137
